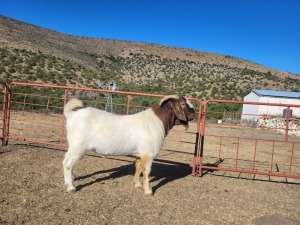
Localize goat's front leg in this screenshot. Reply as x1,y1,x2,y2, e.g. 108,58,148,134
133,158,142,188
141,155,153,195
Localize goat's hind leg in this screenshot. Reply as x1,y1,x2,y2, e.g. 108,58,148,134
133,158,142,188
63,150,84,192
141,155,153,195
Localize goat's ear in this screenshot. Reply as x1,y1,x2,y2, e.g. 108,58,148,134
159,95,187,121
170,101,187,121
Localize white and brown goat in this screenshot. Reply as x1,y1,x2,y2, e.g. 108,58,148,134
63,95,195,195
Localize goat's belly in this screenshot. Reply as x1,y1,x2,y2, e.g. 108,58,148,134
93,148,138,156
88,142,139,156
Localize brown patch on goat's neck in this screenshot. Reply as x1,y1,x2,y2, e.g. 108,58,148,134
152,104,178,136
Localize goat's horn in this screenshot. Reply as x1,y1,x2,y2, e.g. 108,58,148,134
159,95,179,106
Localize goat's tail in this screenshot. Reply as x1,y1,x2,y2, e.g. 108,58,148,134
64,98,83,119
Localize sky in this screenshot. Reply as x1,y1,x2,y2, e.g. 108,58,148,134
1,0,300,75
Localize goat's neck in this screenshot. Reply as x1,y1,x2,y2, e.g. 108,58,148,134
152,104,178,136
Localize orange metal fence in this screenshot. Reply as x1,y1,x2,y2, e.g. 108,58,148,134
2,82,300,180
5,82,201,166
193,99,300,181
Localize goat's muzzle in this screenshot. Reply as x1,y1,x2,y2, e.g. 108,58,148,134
186,108,196,121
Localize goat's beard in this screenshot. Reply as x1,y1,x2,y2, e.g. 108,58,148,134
184,124,189,131
175,119,189,131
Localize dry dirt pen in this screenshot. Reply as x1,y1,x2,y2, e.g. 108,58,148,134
1,83,300,224
1,126,300,225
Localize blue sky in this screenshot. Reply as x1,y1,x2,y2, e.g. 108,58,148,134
1,0,300,75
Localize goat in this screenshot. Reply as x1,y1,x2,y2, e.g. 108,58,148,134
63,95,196,195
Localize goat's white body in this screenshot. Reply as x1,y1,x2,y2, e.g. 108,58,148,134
65,107,165,157
63,98,166,194
63,96,194,195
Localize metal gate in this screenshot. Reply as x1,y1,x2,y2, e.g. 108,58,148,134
193,99,300,181
6,82,201,166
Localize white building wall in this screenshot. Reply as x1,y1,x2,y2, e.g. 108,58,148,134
241,92,260,121
258,97,300,117
241,92,300,122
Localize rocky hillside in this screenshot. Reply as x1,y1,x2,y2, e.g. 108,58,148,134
0,15,299,100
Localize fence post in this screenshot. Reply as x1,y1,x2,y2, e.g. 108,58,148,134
5,84,12,146
1,83,9,145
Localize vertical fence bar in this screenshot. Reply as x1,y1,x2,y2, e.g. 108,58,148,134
285,106,291,142
252,139,258,170
235,137,240,169
46,97,50,111
288,143,295,176
1,86,4,145
60,89,68,144
5,84,11,146
218,136,222,162
192,98,202,176
192,132,200,176
270,141,275,173
1,83,8,145
125,95,131,115
198,102,206,177
197,134,204,176
22,94,27,115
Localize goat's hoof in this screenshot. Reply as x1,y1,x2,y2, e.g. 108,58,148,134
67,186,76,193
134,183,142,188
144,189,153,195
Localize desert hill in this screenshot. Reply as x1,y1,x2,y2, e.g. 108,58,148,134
0,15,299,100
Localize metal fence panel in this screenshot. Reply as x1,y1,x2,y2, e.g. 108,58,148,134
6,82,201,167
193,99,300,181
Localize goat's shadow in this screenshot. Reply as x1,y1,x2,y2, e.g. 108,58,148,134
150,161,191,194
75,160,191,194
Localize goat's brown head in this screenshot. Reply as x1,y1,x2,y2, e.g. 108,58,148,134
154,95,196,135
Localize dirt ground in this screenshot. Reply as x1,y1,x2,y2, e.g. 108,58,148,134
1,133,300,225
2,86,300,224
